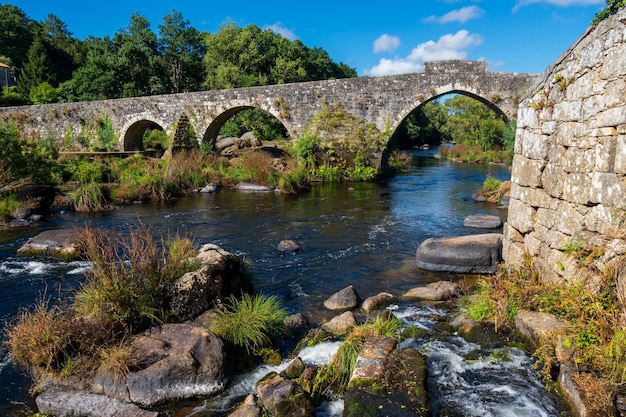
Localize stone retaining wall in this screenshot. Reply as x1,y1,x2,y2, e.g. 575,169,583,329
503,8,626,284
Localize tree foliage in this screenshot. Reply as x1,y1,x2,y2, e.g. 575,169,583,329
0,6,355,106
203,23,356,90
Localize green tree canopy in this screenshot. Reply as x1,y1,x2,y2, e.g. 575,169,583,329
0,4,34,69
158,10,205,93
17,34,53,99
442,95,508,151
203,23,356,90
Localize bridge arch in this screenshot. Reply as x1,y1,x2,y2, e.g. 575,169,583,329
393,87,508,138
201,105,291,150
120,113,173,152
123,119,166,151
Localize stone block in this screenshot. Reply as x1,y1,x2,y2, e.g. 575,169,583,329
541,163,566,198
562,147,595,173
591,172,626,207
556,201,586,235
563,172,593,205
595,136,616,172
507,198,535,234
616,136,626,174
511,154,545,187
520,130,549,160
553,100,582,122
597,107,626,127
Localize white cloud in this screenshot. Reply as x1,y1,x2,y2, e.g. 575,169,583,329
424,6,485,24
364,30,483,76
513,0,604,11
373,34,401,53
265,22,297,40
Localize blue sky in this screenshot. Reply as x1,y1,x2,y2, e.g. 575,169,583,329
9,0,607,76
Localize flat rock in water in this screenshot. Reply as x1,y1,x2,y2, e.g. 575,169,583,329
16,229,80,260
464,214,503,229
236,182,275,192
415,233,503,274
36,384,158,417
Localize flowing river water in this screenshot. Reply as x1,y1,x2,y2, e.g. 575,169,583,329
0,150,567,416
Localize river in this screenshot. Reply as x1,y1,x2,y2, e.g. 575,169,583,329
0,150,565,416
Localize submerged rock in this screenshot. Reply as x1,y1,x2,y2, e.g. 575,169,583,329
277,239,300,253
321,311,357,335
228,394,262,417
362,292,397,313
415,233,503,274
236,182,275,192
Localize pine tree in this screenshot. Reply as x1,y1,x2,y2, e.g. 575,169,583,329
17,35,52,99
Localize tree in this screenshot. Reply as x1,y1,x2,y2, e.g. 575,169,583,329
58,36,118,101
0,4,34,69
389,100,449,149
158,10,204,93
442,95,508,151
203,23,356,90
40,14,85,84
17,35,53,99
114,13,165,97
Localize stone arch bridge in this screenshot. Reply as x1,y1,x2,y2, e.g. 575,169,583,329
0,60,536,159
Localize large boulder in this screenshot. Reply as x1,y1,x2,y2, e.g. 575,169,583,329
415,233,503,274
17,228,80,260
167,244,250,321
91,323,230,407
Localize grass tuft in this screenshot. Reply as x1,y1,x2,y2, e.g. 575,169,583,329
210,293,288,355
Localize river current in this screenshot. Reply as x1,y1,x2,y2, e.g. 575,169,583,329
0,150,565,416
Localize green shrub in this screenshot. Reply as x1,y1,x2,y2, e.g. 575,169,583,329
210,293,288,355
0,195,17,220
142,128,169,150
95,113,117,151
74,225,199,330
347,155,377,181
483,175,501,193
316,163,342,182
70,182,111,212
